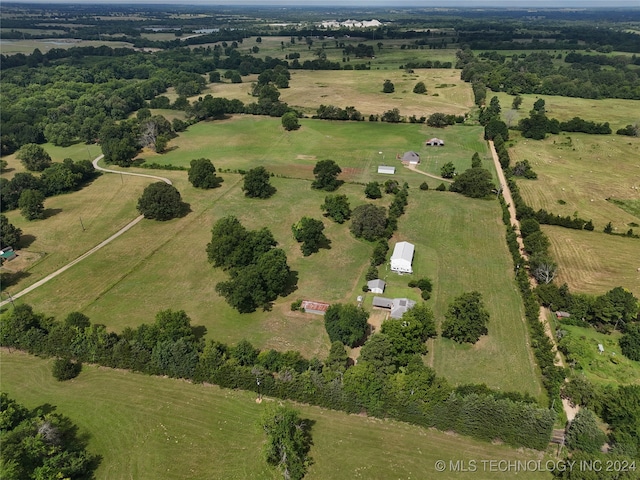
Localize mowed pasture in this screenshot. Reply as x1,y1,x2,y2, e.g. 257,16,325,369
542,226,640,297
509,132,640,231
1,351,552,480
398,192,543,398
139,116,485,185
191,68,472,119
5,117,541,395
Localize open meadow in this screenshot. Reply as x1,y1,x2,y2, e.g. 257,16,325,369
138,116,485,183
493,92,640,132
398,191,543,398
191,67,472,119
543,226,640,297
3,117,540,395
508,132,640,231
1,351,552,480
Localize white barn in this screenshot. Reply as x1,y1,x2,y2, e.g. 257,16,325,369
377,165,395,175
390,241,414,274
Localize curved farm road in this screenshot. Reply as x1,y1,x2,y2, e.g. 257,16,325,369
0,155,171,308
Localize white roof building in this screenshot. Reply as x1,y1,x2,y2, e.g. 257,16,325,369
390,241,414,274
367,279,386,294
377,165,395,175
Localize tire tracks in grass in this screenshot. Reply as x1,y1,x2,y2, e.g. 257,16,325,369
81,175,243,312
0,155,235,309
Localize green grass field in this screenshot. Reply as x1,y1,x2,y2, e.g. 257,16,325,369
5,118,540,395
140,116,485,183
187,66,471,119
0,351,552,480
508,132,640,231
400,192,543,398
493,92,640,132
542,226,640,298
558,325,640,386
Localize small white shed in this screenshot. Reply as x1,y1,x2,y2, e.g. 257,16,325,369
367,279,386,294
390,241,414,274
377,165,395,174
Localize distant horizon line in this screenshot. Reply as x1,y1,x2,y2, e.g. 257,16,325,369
3,0,640,8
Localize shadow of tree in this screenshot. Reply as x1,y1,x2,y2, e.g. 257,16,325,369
43,208,63,219
0,270,31,291
18,234,36,248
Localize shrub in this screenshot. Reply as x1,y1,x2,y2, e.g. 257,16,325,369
419,181,429,190
52,357,82,381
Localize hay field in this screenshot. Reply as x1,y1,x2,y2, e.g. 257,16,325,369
493,92,640,132
139,116,485,185
1,351,552,480
181,68,472,118
509,133,640,231
543,226,640,297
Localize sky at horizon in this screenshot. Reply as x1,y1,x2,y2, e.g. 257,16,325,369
2,0,639,7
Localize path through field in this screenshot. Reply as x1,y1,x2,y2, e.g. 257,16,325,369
404,163,453,182
488,141,574,422
0,155,171,308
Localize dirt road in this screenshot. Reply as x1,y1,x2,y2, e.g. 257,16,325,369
0,155,171,308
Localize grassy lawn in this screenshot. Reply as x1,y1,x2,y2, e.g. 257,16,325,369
6,118,540,396
558,325,640,386
542,226,640,298
0,351,552,480
140,116,485,184
508,132,640,231
397,192,543,399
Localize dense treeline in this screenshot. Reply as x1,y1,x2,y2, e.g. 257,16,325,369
536,284,638,333
0,159,98,213
561,377,640,461
0,304,555,450
457,48,640,100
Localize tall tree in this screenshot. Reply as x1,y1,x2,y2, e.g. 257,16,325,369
320,194,351,223
312,160,342,191
324,303,369,347
0,214,22,248
292,217,328,256
16,143,51,172
261,405,313,480
512,95,523,110
565,409,607,454
136,182,184,221
349,204,387,241
281,112,300,131
18,189,45,220
364,182,382,199
441,291,489,344
0,394,100,480
449,167,495,198
188,158,223,189
243,166,276,198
